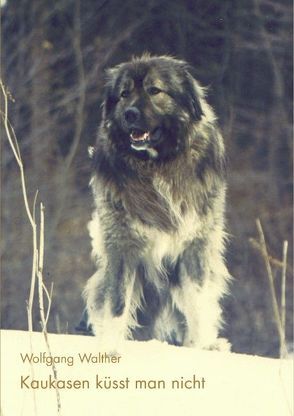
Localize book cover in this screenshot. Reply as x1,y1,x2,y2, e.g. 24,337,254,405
1,1,293,415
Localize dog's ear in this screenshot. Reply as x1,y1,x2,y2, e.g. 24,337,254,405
184,71,204,121
102,84,117,119
102,67,120,118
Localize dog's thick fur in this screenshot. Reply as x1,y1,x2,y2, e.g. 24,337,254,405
83,55,230,350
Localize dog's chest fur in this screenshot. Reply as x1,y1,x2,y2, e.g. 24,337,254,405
130,176,201,269
133,212,198,269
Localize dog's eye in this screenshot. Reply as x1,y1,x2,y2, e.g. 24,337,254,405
148,87,162,96
120,90,130,98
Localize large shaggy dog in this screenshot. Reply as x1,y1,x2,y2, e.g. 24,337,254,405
83,55,230,350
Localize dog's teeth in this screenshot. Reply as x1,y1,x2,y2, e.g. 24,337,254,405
131,132,150,141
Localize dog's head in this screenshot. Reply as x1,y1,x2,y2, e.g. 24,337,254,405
101,55,205,161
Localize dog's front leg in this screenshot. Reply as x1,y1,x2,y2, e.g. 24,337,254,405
172,237,230,351
173,276,225,350
84,255,136,351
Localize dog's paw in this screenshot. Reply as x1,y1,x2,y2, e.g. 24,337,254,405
206,338,231,352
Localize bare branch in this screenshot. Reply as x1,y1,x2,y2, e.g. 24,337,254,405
44,282,54,327
249,237,292,275
255,219,287,358
281,240,288,348
1,79,61,413
1,80,38,332
38,202,46,329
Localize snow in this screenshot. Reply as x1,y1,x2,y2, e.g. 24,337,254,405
1,330,293,416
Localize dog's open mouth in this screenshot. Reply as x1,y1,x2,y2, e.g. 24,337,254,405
130,129,150,145
130,128,162,150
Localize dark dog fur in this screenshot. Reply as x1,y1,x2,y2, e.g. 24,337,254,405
83,55,230,350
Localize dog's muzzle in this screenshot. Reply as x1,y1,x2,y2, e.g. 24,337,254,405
123,107,163,152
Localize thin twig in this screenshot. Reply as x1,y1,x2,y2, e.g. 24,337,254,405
37,205,61,413
1,80,62,413
1,87,34,227
28,191,39,332
44,282,54,327
255,219,287,358
249,237,292,275
1,85,21,165
281,240,288,344
1,81,38,332
37,202,46,327
2,81,39,415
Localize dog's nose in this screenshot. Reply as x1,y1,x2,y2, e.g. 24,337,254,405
124,107,140,124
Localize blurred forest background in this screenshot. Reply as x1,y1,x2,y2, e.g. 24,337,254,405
1,0,292,357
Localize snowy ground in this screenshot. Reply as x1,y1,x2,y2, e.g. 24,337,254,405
1,330,293,416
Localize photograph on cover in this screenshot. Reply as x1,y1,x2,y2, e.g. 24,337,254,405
1,1,293,415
